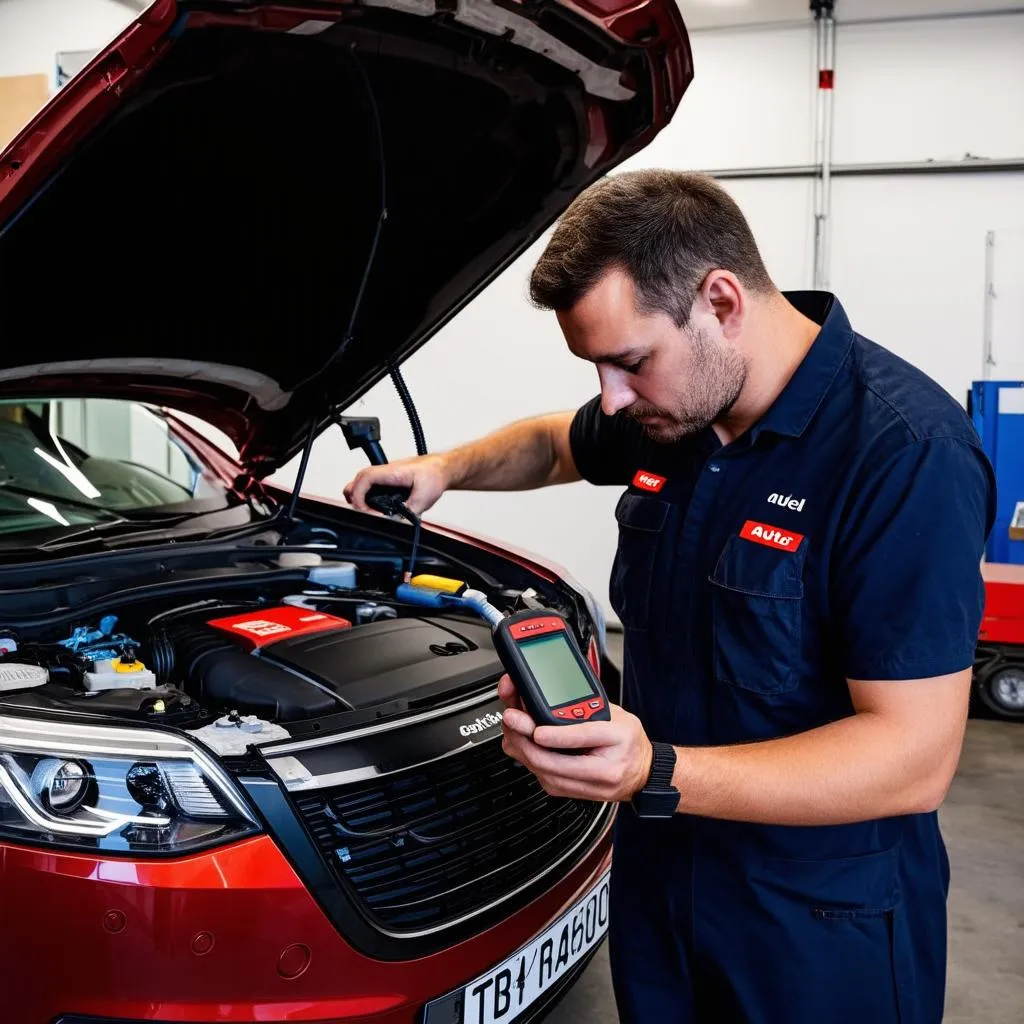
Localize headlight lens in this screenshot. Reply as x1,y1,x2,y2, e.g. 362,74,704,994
30,757,92,813
0,715,259,854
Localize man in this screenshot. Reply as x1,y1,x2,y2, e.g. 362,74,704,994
344,170,994,1024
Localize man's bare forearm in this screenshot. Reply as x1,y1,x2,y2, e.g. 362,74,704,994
442,412,580,492
669,673,969,825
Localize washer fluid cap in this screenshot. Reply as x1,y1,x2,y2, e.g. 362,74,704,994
278,551,323,568
215,712,265,733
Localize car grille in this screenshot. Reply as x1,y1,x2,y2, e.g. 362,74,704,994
293,738,604,933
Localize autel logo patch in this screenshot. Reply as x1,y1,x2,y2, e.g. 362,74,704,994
740,520,804,552
767,492,806,512
632,470,666,493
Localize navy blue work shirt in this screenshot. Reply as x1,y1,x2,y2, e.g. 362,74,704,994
570,292,996,753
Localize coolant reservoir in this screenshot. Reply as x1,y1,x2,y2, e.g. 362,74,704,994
83,655,157,692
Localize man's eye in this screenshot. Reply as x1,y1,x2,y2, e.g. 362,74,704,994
623,358,646,374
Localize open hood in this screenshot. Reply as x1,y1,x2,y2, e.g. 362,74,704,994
0,0,690,474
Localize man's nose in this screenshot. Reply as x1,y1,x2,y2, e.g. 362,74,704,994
599,369,636,417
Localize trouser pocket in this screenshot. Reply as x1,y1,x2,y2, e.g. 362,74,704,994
694,845,913,1024
748,848,907,1024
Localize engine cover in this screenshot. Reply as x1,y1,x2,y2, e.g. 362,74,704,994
259,615,502,710
184,606,502,721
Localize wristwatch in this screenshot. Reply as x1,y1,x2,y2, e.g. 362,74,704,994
630,742,679,819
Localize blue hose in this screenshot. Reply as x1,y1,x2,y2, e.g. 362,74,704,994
396,584,504,627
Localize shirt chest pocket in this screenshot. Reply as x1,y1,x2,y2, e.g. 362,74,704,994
709,533,807,694
611,492,670,632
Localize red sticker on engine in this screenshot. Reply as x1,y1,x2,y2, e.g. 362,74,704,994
632,469,666,493
207,606,351,648
740,520,804,552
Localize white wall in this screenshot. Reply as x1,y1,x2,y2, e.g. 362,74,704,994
831,174,1024,400
0,0,134,92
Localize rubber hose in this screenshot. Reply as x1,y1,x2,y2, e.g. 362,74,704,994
390,363,427,456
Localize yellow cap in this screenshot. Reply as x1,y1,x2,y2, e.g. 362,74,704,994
113,657,146,673
410,574,467,595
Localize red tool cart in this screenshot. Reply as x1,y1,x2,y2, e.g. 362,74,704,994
975,563,1024,720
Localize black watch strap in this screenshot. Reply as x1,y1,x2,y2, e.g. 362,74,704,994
631,742,679,819
647,742,676,789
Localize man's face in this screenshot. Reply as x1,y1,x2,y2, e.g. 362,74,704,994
557,268,748,443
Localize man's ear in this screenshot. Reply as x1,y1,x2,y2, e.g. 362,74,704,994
700,270,745,340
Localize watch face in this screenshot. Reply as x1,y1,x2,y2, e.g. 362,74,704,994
632,788,679,819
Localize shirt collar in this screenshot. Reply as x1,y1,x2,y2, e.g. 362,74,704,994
749,291,854,441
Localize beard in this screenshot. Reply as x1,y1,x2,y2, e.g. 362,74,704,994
625,328,747,443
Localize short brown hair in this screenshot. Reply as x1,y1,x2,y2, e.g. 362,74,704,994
529,170,774,325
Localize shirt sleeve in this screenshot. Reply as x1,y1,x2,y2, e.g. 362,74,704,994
832,436,995,681
568,396,644,486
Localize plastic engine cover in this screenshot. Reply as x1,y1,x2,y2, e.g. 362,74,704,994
259,615,502,710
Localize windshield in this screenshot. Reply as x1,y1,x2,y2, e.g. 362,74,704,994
0,399,241,543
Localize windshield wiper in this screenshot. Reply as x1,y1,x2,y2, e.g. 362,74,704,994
32,509,236,551
0,483,127,521
27,505,274,555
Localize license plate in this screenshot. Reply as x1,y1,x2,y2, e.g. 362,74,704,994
423,871,610,1024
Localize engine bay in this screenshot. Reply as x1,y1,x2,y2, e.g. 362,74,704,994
0,545,570,756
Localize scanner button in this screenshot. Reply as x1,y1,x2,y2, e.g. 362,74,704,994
589,700,602,709
572,708,585,719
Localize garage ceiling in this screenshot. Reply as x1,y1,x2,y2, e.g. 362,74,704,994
679,0,1024,31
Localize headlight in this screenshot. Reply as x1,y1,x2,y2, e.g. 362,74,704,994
0,715,259,854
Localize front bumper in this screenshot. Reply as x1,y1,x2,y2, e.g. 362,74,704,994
2,824,612,1023
52,942,605,1024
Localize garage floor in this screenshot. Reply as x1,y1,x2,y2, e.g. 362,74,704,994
549,633,1024,1023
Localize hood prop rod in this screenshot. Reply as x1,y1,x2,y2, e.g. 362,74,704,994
282,416,320,524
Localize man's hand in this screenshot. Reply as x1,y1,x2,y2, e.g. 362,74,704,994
343,454,450,516
497,675,653,802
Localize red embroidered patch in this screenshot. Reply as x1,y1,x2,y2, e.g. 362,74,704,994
740,520,804,553
632,470,666,493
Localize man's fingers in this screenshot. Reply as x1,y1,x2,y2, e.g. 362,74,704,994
345,469,376,510
501,707,536,735
533,722,616,750
535,774,609,801
505,734,619,786
497,675,525,712
343,465,412,510
344,460,448,516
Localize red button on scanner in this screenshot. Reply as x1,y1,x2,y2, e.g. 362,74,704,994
556,709,569,718
573,708,585,718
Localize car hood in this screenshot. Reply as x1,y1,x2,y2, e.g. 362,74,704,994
0,0,690,475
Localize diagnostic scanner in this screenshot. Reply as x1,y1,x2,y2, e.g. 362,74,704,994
492,610,610,727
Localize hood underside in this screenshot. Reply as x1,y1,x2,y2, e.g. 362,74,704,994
0,0,690,472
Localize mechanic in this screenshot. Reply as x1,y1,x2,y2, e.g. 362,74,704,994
344,170,995,1024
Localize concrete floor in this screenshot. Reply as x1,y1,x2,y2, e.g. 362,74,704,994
549,634,1024,1023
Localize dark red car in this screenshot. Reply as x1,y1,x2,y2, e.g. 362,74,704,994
0,1,690,1021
